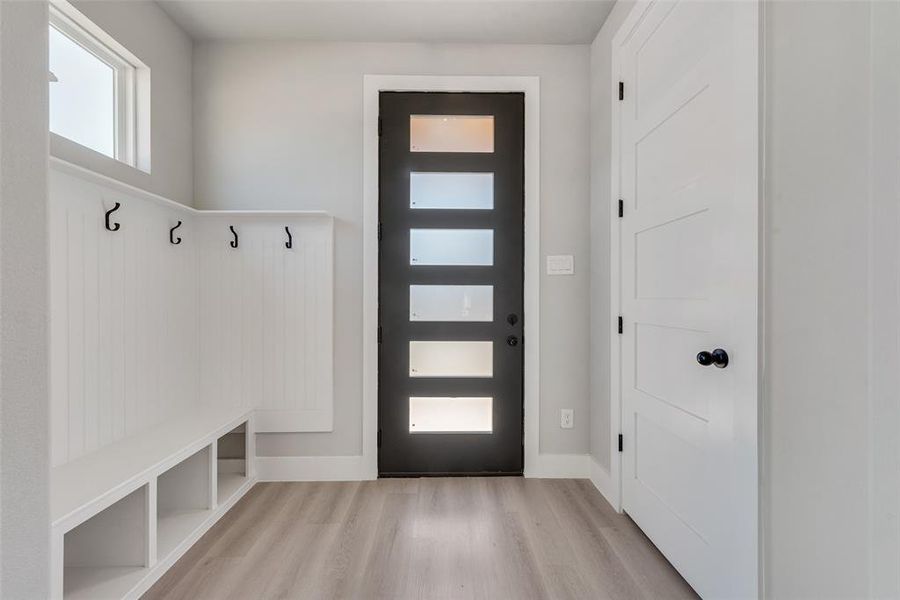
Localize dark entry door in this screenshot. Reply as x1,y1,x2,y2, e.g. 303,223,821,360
378,92,525,476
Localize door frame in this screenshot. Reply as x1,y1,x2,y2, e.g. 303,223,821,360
608,0,762,589
362,75,541,479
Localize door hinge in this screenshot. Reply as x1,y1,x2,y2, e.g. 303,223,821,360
378,117,383,137
377,429,383,448
618,434,623,452
618,316,623,335
618,199,624,218
378,222,383,242
618,81,624,101
377,326,383,344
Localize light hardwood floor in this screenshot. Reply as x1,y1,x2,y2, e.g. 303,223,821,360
144,478,697,600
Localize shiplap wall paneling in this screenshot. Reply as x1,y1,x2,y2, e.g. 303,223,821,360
199,216,334,433
49,170,201,467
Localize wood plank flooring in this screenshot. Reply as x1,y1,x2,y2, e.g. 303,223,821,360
143,478,697,600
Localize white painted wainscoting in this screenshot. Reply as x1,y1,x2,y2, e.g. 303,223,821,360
49,159,335,468
198,215,334,432
49,168,200,467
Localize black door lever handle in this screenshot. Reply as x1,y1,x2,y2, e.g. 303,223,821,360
697,348,729,368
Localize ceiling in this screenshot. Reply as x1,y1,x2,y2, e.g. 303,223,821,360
157,0,615,44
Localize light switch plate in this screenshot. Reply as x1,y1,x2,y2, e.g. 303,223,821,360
546,255,574,275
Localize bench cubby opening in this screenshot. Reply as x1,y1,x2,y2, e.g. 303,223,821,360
216,422,248,504
63,485,149,600
157,445,214,559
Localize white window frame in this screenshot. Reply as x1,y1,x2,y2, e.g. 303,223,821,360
49,0,145,168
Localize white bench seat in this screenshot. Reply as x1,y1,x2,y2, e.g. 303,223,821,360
51,405,255,599
52,405,250,528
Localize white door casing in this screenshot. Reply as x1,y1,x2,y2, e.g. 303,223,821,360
613,1,759,598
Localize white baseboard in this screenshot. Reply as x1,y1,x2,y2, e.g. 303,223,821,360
525,453,591,478
589,455,621,512
256,455,374,481
258,453,595,481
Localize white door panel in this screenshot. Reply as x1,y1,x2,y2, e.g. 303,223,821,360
633,1,732,119
633,322,718,421
615,1,759,598
634,211,713,300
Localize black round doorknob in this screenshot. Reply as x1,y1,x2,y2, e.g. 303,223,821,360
697,348,729,368
507,335,519,347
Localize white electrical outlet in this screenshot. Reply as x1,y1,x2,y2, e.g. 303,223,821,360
560,409,574,429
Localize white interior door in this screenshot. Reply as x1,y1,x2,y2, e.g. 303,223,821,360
614,1,759,598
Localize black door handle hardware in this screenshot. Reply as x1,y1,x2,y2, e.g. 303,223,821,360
285,226,293,249
507,313,519,326
229,225,239,249
507,335,519,347
697,348,729,368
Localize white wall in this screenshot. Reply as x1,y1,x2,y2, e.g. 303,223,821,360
764,1,900,597
590,0,900,596
867,2,900,595
0,1,50,597
51,0,194,207
193,42,592,458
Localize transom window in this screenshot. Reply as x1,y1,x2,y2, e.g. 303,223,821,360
49,1,148,169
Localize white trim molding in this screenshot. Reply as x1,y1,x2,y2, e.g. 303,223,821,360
362,75,543,479
607,37,625,511
528,453,590,479
589,455,618,510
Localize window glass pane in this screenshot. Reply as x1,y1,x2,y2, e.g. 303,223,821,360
410,172,493,210
49,25,115,158
410,285,493,322
409,397,493,433
410,115,494,153
409,341,493,377
410,229,493,266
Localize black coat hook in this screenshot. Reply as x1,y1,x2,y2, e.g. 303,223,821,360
170,220,182,245
285,226,293,249
105,202,121,232
229,225,239,249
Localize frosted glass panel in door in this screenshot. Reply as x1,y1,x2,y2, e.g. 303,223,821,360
410,172,494,209
410,115,494,153
409,397,493,433
409,341,493,377
410,229,493,266
410,285,493,322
